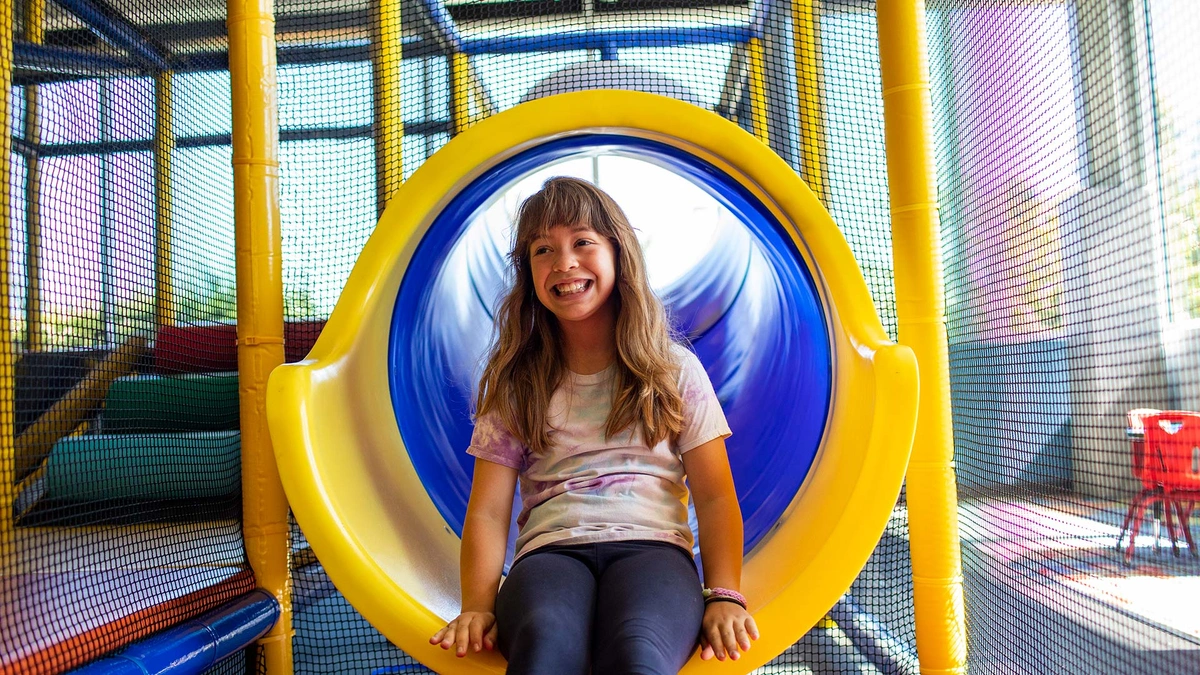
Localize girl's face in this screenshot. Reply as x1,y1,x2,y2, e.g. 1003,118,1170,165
528,223,618,327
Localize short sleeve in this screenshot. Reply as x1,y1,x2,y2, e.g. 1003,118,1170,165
467,412,528,471
673,346,732,454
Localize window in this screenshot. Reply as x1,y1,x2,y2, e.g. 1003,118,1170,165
822,7,897,337
618,44,732,110
175,71,232,138
280,138,375,319
173,145,236,323
41,155,104,347
280,62,373,130
928,1,1083,342
41,80,101,144
106,77,154,142
474,51,591,111
1148,0,1200,321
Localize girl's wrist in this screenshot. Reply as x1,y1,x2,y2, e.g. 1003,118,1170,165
702,586,747,610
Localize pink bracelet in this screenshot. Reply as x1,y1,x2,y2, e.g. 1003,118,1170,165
702,587,747,609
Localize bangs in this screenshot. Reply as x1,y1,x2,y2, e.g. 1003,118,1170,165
514,179,616,252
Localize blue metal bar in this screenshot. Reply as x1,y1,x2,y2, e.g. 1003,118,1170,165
748,0,771,38
29,122,453,158
68,590,279,675
15,42,136,73
182,36,441,73
26,19,754,79
461,24,755,56
421,0,465,51
827,594,920,675
52,0,172,70
181,45,374,72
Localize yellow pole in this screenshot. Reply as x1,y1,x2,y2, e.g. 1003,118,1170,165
1,0,18,555
469,66,496,118
745,38,769,146
792,0,826,200
154,71,175,329
450,52,473,136
876,2,967,674
228,0,292,670
23,0,44,350
372,0,404,213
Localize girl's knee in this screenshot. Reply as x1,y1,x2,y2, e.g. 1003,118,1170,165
500,614,591,675
593,620,694,675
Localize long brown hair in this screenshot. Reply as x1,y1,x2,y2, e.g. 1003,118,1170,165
475,176,684,455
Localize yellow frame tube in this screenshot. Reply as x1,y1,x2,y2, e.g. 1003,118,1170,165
449,53,492,136
876,2,967,673
745,38,769,145
228,0,292,669
154,71,175,329
792,0,826,201
372,0,404,213
449,52,472,136
468,65,496,118
23,0,44,350
1,0,17,554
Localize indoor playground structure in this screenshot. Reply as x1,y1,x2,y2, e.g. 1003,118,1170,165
2,1,1199,675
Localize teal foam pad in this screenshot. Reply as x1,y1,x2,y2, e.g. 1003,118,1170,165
102,372,240,433
42,431,240,501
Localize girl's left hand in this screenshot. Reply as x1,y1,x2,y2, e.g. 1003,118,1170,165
699,601,759,661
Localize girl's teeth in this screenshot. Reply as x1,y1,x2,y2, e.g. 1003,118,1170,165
556,281,587,295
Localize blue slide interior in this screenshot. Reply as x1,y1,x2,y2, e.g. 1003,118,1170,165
390,135,831,557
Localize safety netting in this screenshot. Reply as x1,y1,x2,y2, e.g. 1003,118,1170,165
931,0,1200,672
3,0,259,672
3,0,1198,673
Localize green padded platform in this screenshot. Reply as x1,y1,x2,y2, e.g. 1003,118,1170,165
101,373,239,433
42,431,241,501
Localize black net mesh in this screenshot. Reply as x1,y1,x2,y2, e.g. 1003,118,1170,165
929,0,1200,672
4,0,1199,673
4,1,256,673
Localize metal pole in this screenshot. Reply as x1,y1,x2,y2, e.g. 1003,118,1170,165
793,0,826,200
154,71,175,329
876,2,967,673
1,0,18,554
99,79,111,342
761,0,800,168
23,0,44,350
746,37,770,145
228,0,292,670
450,52,472,136
373,0,404,214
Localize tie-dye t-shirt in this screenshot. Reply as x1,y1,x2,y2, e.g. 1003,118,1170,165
467,345,731,559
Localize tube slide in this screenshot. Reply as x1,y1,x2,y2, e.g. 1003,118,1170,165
267,91,918,674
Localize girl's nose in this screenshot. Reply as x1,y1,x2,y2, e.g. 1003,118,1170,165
552,251,578,271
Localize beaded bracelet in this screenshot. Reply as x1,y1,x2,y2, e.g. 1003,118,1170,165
702,587,747,610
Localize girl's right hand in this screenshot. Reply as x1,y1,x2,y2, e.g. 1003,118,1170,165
430,611,498,657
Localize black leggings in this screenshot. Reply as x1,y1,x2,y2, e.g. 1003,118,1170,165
494,540,704,675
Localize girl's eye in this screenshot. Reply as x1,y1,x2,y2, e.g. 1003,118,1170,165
533,246,550,255
575,239,594,247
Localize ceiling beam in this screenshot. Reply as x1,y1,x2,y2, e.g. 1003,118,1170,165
16,41,138,77
52,0,172,70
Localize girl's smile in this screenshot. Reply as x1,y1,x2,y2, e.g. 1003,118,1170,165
530,224,617,325
552,279,592,297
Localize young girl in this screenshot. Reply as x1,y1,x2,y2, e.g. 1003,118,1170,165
430,177,758,673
